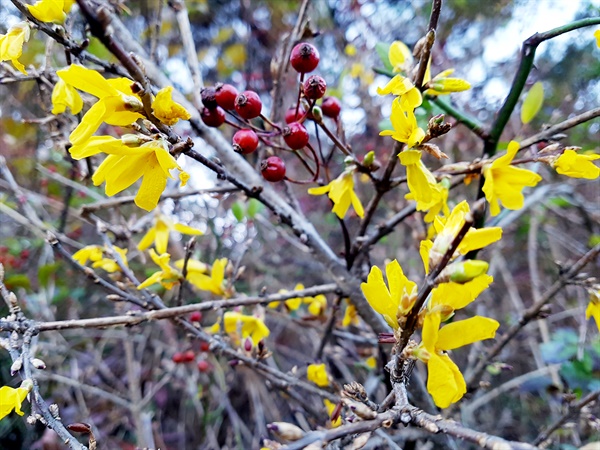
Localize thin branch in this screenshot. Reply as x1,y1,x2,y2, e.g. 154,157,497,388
414,0,443,89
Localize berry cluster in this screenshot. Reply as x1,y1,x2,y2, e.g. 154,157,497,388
171,312,212,372
201,42,342,184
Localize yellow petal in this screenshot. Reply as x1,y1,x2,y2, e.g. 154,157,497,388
57,64,118,99
69,99,109,145
51,79,83,115
436,316,499,351
135,156,168,211
152,86,191,125
307,363,329,387
173,223,203,236
27,0,66,23
427,353,465,408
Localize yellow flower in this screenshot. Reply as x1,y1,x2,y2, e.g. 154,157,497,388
51,79,83,115
308,171,364,219
307,363,329,387
0,22,30,75
421,201,502,272
595,29,600,48
138,214,202,254
72,245,104,265
57,64,144,145
27,0,70,23
380,97,425,148
187,258,228,296
152,86,191,125
92,246,129,273
137,249,181,290
69,135,189,211
361,259,417,330
406,179,450,223
365,356,377,369
389,40,413,73
552,149,600,180
415,310,499,408
0,384,31,421
399,150,437,205
377,75,422,109
586,289,600,330
424,66,471,96
482,141,542,216
342,301,359,327
324,399,341,427
306,294,327,316
223,311,270,346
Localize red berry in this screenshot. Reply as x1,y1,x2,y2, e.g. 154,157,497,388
261,156,286,182
20,249,30,259
215,83,238,110
321,97,341,118
285,106,306,124
283,122,309,150
172,352,185,364
197,360,211,373
290,42,320,74
200,106,226,127
232,129,259,154
235,91,262,119
303,75,327,100
182,350,195,362
189,311,202,322
200,87,218,109
199,341,210,352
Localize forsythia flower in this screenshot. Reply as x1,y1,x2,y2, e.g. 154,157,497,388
324,399,341,427
406,179,450,223
429,274,494,313
152,86,191,125
380,97,425,148
223,311,270,346
186,258,228,296
137,249,181,290
586,289,600,330
92,246,129,273
420,201,502,272
0,383,31,421
552,149,600,180
414,310,499,408
69,135,189,211
389,40,413,73
377,75,422,110
361,259,417,330
27,0,71,23
138,214,202,254
595,29,600,48
365,356,377,369
399,150,437,204
482,141,542,216
305,293,327,316
269,283,305,311
51,79,83,115
307,363,329,387
308,170,364,219
0,22,30,75
57,64,144,145
342,301,359,327
72,245,104,266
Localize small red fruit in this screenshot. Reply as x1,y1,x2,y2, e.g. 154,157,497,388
321,97,341,118
235,91,262,119
200,106,226,127
303,75,327,100
200,87,218,109
182,350,195,362
232,129,259,154
283,122,309,150
189,311,202,322
285,106,307,124
199,341,210,352
290,42,320,74
261,156,286,182
197,360,211,373
172,352,185,364
215,83,239,110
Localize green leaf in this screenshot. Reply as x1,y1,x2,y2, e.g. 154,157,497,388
246,199,263,219
231,202,245,222
375,42,393,73
38,263,60,288
521,82,544,124
5,274,30,290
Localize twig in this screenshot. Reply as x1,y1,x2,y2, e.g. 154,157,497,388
533,389,600,446
464,243,600,389
413,0,442,89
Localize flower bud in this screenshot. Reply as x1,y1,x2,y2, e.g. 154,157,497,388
342,398,377,420
11,357,22,375
267,422,304,441
31,358,47,370
362,151,375,168
311,105,323,122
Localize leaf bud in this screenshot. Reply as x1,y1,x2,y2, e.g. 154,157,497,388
311,105,323,122
342,398,377,420
267,422,304,441
11,357,23,375
31,358,47,370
